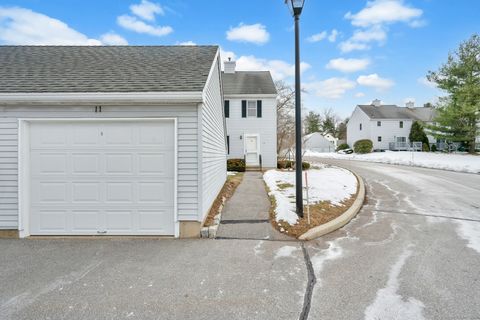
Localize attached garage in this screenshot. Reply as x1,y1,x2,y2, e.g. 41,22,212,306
0,46,227,238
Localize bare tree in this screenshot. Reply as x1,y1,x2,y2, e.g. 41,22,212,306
275,80,296,156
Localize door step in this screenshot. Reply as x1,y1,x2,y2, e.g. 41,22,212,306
245,167,262,171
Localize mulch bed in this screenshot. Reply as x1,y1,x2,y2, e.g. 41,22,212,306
268,176,360,238
203,173,244,227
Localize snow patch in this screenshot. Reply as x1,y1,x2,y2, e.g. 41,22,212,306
306,150,480,174
274,245,299,259
311,241,344,285
364,245,425,320
254,241,265,256
456,221,480,254
263,168,357,225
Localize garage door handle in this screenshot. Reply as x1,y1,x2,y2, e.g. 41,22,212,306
97,230,107,235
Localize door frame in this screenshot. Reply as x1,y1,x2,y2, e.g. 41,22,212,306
18,118,178,238
243,133,260,166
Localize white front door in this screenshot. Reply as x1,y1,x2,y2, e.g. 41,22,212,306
26,120,175,236
244,134,259,166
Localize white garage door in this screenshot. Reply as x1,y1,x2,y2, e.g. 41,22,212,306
27,120,175,236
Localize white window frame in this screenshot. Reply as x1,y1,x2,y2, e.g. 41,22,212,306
247,100,257,118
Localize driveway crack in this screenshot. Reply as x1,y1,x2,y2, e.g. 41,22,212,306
299,242,316,320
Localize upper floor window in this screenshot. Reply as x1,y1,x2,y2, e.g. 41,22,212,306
359,123,362,131
247,100,257,117
224,100,230,118
399,121,404,128
377,121,381,127
242,100,263,118
378,136,382,142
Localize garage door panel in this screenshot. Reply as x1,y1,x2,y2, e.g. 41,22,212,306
28,120,175,236
105,154,134,174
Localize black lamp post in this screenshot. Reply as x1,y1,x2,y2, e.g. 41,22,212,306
286,0,305,218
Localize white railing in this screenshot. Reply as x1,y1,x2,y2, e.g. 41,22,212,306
389,141,423,151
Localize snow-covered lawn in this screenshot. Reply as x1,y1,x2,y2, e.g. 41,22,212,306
263,166,357,225
305,150,480,174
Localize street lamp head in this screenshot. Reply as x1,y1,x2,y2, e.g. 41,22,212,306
285,0,305,16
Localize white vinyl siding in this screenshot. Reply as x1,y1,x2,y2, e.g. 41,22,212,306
370,119,413,150
200,57,227,219
347,107,371,147
0,105,200,229
225,96,277,168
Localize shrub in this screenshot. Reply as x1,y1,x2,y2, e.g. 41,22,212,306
354,139,373,154
336,143,350,152
277,160,310,170
227,159,245,172
431,144,437,152
422,143,430,152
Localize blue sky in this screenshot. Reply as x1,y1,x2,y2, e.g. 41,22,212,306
0,0,479,118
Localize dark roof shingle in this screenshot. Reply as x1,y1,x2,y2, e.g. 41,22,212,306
0,46,219,93
358,104,436,121
222,71,277,95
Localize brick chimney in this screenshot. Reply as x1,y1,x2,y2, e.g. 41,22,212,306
224,57,236,74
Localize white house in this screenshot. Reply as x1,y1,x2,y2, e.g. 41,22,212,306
0,46,227,238
222,60,278,168
347,100,436,151
304,132,336,153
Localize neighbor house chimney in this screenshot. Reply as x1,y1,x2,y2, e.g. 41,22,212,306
224,57,236,74
372,99,381,107
406,101,415,108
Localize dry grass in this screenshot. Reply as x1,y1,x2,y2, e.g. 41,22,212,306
268,177,360,238
203,173,244,227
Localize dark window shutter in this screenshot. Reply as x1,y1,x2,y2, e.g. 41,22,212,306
226,136,230,154
224,100,230,118
257,100,262,118
241,100,247,118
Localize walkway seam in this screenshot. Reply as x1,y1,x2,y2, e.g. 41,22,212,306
299,242,316,320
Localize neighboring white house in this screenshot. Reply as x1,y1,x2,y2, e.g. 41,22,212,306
0,46,227,238
347,100,436,151
222,59,278,168
304,132,336,153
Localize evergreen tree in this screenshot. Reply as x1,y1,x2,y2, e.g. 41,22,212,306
427,34,480,154
304,111,321,134
409,121,430,151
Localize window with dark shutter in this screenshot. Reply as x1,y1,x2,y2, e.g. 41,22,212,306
241,100,247,118
224,100,230,118
257,100,262,118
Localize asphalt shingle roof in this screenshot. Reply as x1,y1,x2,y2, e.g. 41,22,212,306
222,71,277,95
358,104,436,121
0,46,219,93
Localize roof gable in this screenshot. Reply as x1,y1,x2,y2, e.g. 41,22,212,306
0,46,219,93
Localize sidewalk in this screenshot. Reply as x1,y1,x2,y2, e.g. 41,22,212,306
216,172,292,241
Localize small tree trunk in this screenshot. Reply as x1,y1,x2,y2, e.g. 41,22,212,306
469,138,476,154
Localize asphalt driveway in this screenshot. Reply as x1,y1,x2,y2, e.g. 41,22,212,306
1,159,480,320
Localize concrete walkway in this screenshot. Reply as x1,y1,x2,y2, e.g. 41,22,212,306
216,172,292,240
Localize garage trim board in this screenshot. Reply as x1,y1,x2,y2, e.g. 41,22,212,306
18,118,178,238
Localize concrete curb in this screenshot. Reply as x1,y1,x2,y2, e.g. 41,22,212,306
298,170,365,241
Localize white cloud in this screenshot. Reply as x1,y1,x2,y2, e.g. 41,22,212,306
117,15,172,36
130,0,164,21
307,30,339,43
304,78,357,99
355,92,366,98
328,29,339,42
0,6,101,45
307,31,327,43
357,73,395,91
417,77,437,89
326,58,370,73
339,41,370,53
100,32,128,45
219,47,310,81
226,23,270,45
177,40,196,46
345,0,423,27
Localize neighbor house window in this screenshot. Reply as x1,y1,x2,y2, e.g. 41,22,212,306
399,121,404,128
247,100,257,117
397,137,406,143
359,123,362,131
377,121,381,127
224,100,230,118
227,136,230,154
378,136,382,142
